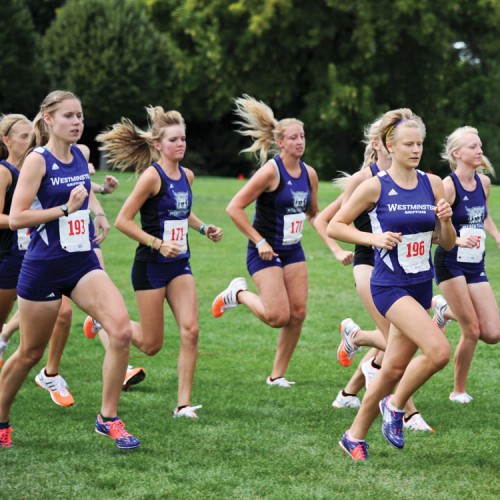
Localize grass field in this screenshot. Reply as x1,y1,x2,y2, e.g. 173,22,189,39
1,173,499,499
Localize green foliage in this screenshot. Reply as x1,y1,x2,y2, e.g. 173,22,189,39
0,0,46,115
43,0,176,128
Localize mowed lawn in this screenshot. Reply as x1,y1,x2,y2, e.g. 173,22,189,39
1,173,499,499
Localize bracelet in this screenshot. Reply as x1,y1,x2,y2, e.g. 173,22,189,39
199,223,208,235
94,212,107,218
154,239,163,251
99,184,106,194
255,238,266,248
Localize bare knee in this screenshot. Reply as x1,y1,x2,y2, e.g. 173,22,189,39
142,340,163,356
19,346,45,367
180,325,199,349
105,316,133,349
289,305,307,326
267,314,290,328
55,303,73,330
429,344,451,371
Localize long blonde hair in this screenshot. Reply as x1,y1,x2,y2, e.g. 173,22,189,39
97,106,185,173
234,94,303,166
379,108,426,150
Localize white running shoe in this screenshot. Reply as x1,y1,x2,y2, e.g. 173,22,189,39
403,412,435,432
0,339,9,368
266,376,295,388
211,277,248,318
332,390,361,409
361,357,380,388
337,318,362,367
449,392,473,404
173,405,203,419
35,369,75,407
432,295,451,333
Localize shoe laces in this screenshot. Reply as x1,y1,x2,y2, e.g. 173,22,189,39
107,419,133,439
175,405,202,418
351,441,369,460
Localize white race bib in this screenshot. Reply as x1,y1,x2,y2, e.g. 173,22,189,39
59,209,91,253
457,227,485,263
283,212,306,246
397,231,433,274
17,228,30,251
163,219,188,254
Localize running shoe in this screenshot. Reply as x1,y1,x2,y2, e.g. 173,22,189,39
0,339,8,369
449,392,473,404
332,390,361,409
0,426,12,449
338,432,369,461
123,365,146,390
337,318,362,367
432,295,450,334
361,356,380,388
83,315,102,339
35,369,74,407
173,405,203,419
211,277,248,318
95,414,140,449
379,395,405,449
403,412,435,432
266,376,296,388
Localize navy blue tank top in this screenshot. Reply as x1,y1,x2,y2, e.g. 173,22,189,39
369,170,436,286
26,145,92,261
135,163,192,263
250,155,311,252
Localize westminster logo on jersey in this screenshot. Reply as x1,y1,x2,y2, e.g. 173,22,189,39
173,191,189,210
465,205,485,226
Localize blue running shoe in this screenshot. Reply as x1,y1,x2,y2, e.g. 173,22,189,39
95,414,140,450
379,395,405,449
338,432,369,461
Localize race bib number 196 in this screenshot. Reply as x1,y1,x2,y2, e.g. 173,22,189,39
397,231,432,274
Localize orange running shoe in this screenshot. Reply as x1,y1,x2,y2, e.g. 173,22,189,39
211,277,248,318
123,366,146,390
83,315,102,339
35,368,75,407
337,318,361,367
0,425,12,449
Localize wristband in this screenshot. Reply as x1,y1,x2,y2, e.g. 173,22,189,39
146,236,155,248
255,238,266,248
94,212,107,218
99,184,106,194
199,223,208,234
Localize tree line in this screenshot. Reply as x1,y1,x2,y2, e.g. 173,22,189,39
2,0,500,181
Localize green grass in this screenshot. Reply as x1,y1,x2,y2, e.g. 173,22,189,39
2,174,499,499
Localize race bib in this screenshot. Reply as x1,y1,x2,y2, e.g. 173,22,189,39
17,228,30,251
283,212,306,246
457,227,485,263
59,209,91,252
163,219,188,254
397,231,432,274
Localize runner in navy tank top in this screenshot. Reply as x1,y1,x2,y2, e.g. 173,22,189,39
433,127,500,405
328,108,455,460
0,91,140,450
212,95,322,388
0,115,32,376
95,106,222,419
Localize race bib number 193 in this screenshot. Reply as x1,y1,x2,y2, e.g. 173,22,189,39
59,209,91,252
